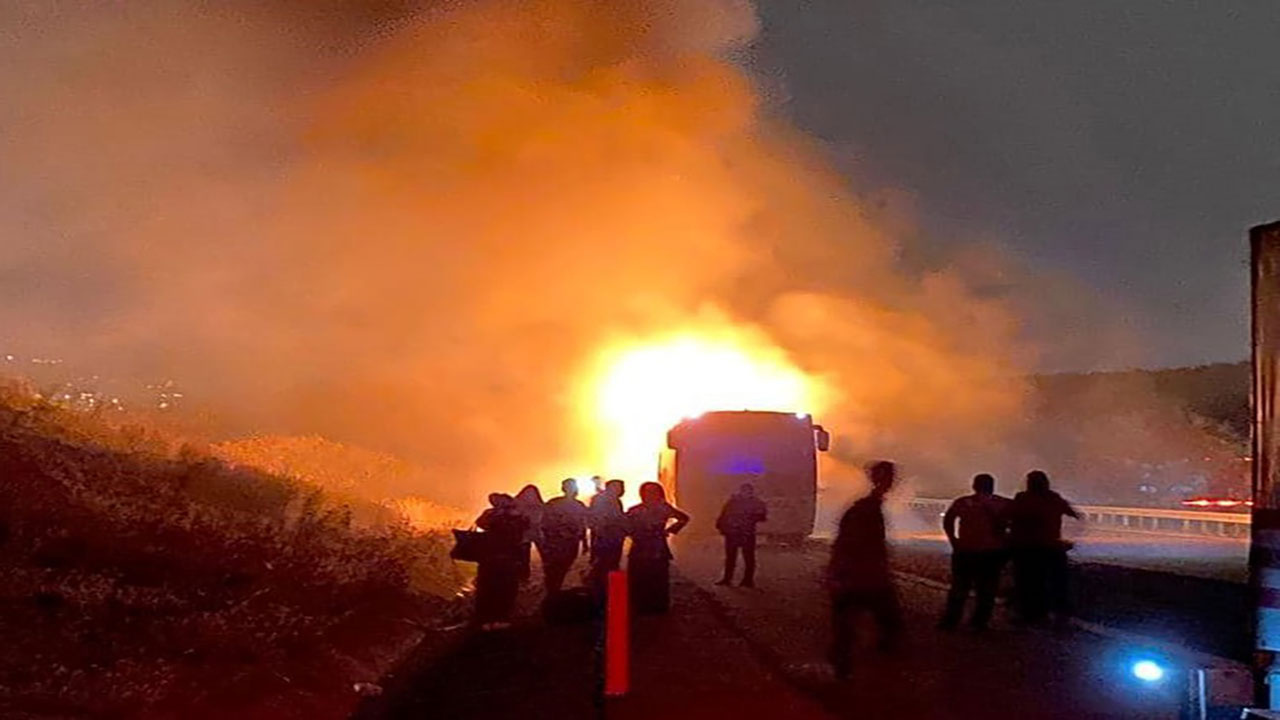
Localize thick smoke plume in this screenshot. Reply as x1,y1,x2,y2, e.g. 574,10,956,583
2,0,1032,509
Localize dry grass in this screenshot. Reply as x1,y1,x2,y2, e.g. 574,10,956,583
0,379,469,719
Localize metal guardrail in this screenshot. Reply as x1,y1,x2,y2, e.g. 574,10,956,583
908,497,1250,539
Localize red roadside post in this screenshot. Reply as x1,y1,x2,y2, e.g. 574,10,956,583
605,569,630,698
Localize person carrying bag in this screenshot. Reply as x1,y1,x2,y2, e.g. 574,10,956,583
468,494,528,630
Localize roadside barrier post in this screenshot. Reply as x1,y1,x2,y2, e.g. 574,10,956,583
605,570,629,697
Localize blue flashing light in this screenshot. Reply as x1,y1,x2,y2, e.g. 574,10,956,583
718,455,765,475
1131,660,1165,683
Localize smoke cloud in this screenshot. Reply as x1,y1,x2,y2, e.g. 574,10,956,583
2,0,1033,509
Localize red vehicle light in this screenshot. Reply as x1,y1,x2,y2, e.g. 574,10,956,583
1180,497,1253,509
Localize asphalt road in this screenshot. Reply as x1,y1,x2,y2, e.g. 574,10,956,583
671,537,1194,720
356,531,1250,720
894,525,1247,583
1052,529,1246,582
879,523,1252,661
350,582,601,720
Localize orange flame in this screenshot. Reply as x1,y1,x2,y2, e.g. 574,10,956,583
573,325,829,499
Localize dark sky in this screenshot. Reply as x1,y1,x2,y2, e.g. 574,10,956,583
3,1,1277,378
749,0,1280,370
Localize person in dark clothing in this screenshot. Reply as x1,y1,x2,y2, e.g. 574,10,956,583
625,482,690,614
1009,470,1079,625
715,483,768,587
474,493,529,630
827,460,903,679
587,479,627,592
585,473,605,560
939,474,1011,630
513,485,544,583
540,478,589,595
586,478,608,561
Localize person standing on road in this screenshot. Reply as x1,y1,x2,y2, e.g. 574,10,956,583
586,474,605,558
827,460,903,679
587,479,627,587
939,474,1011,631
514,485,544,583
1009,470,1080,625
586,476,610,561
715,483,768,588
474,493,529,630
625,482,690,614
541,478,589,595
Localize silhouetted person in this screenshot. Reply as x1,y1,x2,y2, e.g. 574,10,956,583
586,476,608,558
514,485,544,583
1009,470,1079,625
715,483,767,587
474,493,529,630
586,473,605,556
541,478,588,595
827,461,902,679
587,479,627,594
625,482,690,614
939,474,1011,630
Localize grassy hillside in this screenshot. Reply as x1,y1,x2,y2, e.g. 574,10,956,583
1020,361,1249,504
1032,361,1249,440
0,380,468,719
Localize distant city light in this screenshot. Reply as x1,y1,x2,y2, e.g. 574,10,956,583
1131,660,1165,683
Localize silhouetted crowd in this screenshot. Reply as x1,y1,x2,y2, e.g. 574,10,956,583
465,462,1080,682
470,477,688,630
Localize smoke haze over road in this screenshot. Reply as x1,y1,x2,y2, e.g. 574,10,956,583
0,1,1147,507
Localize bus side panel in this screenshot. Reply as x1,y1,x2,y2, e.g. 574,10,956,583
658,448,677,499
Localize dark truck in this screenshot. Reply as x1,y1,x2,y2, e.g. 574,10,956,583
658,410,830,541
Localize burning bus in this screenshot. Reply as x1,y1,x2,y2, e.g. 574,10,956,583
658,410,830,541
